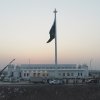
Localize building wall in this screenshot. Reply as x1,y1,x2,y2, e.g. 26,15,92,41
7,64,88,80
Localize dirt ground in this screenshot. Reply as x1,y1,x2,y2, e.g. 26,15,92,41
0,84,100,100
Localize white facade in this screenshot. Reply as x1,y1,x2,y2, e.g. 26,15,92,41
7,64,88,80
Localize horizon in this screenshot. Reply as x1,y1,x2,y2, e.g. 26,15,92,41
0,0,100,69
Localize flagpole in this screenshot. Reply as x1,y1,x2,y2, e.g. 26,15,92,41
47,9,58,78
54,9,57,65
54,9,57,78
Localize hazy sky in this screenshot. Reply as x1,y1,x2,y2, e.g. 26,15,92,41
0,0,100,69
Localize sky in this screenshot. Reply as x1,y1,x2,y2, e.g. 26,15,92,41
0,0,100,69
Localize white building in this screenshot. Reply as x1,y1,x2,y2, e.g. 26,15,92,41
7,64,88,81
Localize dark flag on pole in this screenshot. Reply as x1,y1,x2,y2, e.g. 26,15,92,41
47,18,55,43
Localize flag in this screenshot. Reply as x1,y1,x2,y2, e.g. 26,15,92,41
47,18,55,43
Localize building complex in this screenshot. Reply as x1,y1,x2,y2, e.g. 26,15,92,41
7,64,88,81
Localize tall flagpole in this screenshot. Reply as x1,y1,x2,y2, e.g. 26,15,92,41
54,9,57,78
54,9,57,65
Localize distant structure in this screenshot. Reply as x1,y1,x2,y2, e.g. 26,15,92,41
6,64,88,81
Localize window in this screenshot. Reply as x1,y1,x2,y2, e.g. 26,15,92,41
58,67,60,69
78,73,79,76
24,73,26,77
67,73,70,76
33,73,36,77
19,72,21,77
71,73,74,76
63,73,65,76
78,73,82,76
37,73,40,77
34,67,37,69
50,67,53,69
38,67,41,69
58,73,61,76
11,72,14,77
27,73,29,77
42,73,45,77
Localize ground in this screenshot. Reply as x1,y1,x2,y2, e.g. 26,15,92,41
0,84,100,100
